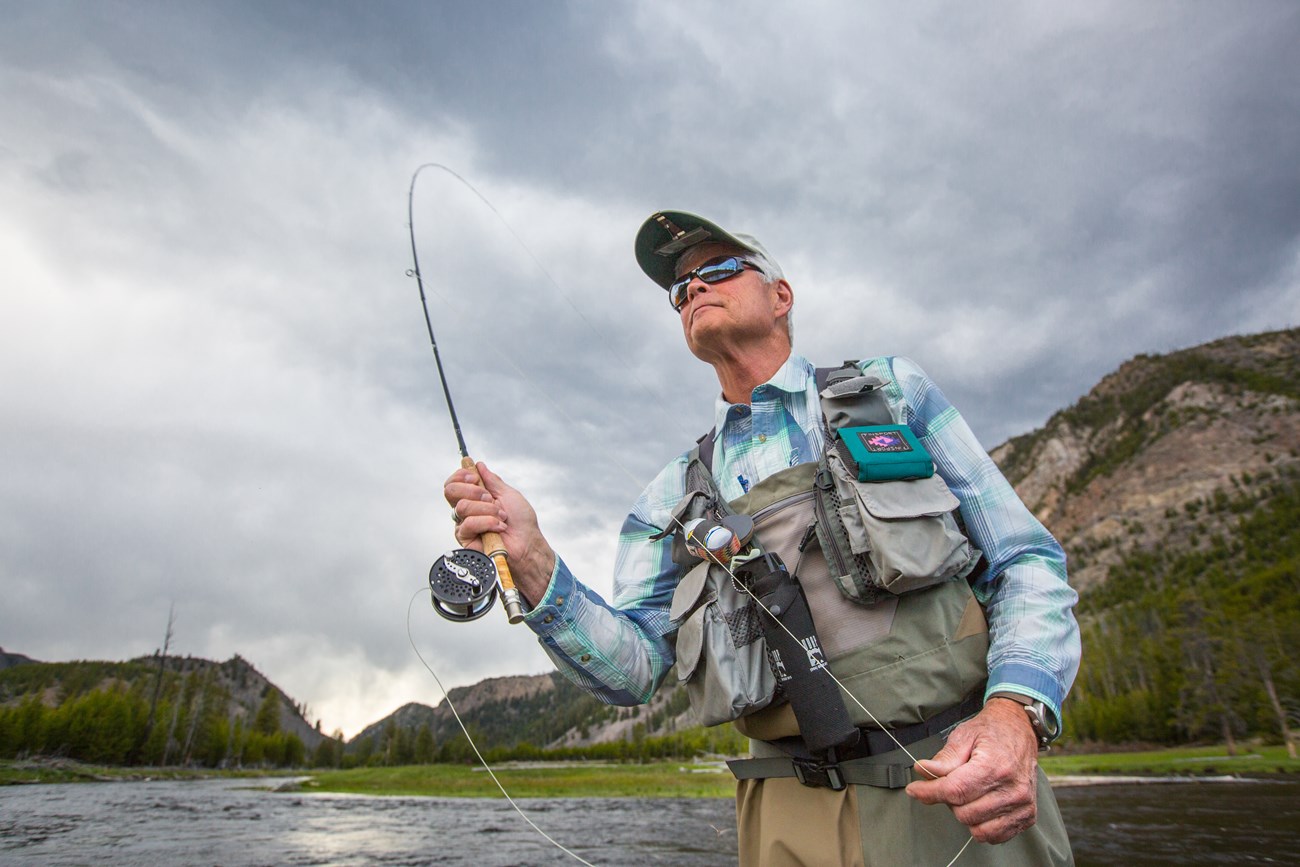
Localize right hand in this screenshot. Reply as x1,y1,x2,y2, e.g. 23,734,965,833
443,461,556,606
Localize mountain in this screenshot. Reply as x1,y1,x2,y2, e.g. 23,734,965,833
355,328,1299,752
0,648,36,671
0,652,326,765
992,328,1298,592
349,671,694,752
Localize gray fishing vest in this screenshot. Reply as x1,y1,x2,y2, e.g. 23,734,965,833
667,362,990,742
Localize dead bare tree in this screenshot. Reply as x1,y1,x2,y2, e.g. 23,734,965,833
143,604,175,747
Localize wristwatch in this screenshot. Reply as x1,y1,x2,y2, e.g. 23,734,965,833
991,692,1059,750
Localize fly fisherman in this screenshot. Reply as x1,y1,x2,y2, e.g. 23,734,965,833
444,211,1079,866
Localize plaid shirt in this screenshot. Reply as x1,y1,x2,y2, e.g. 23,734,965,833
524,354,1080,720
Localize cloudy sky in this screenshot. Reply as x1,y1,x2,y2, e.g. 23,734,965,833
3,2,1298,738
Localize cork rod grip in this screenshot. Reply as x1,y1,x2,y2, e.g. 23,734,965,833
461,456,525,623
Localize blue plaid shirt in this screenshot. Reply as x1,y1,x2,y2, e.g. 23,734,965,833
524,354,1080,721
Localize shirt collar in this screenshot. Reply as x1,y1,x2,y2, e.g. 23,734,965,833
710,353,815,432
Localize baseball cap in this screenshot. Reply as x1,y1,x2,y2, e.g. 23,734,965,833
634,210,779,291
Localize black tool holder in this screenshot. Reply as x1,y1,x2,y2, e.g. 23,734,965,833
735,552,860,757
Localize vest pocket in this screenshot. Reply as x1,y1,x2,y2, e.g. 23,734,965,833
853,474,977,594
673,561,776,726
817,449,980,601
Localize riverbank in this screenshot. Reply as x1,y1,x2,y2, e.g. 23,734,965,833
4,744,1296,795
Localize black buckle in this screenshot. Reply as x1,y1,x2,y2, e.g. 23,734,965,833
792,757,846,791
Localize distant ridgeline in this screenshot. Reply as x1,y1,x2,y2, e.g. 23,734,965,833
0,653,333,768
3,328,1297,766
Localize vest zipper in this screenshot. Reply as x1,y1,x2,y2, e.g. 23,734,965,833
812,468,851,581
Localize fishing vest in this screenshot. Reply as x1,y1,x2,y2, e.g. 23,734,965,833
665,362,991,748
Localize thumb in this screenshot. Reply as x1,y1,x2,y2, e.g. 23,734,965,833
475,462,512,497
914,728,972,779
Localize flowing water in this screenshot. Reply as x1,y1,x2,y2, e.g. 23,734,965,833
1,777,1297,865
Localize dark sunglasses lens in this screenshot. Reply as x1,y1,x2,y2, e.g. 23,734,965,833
697,258,744,283
670,280,690,310
669,257,745,310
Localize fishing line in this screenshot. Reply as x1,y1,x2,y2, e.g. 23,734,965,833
406,586,598,867
406,166,980,865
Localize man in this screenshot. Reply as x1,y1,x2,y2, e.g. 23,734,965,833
445,211,1079,865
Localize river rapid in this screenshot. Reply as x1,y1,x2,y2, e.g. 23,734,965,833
1,777,1297,866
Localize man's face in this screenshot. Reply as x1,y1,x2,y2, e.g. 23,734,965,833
674,242,790,361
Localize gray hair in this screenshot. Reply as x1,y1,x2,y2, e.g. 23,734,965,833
742,249,794,347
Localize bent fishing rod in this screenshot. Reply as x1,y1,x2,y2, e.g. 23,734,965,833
407,163,525,625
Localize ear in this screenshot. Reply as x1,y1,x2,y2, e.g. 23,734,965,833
772,279,794,318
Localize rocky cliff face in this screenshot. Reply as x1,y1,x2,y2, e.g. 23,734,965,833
992,328,1299,591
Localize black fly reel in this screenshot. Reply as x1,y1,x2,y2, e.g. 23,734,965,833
429,548,499,622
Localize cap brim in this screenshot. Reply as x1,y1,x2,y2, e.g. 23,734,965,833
634,211,763,291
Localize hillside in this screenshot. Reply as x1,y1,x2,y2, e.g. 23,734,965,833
992,328,1299,592
0,648,35,671
350,671,695,754
991,328,1299,745
0,653,325,767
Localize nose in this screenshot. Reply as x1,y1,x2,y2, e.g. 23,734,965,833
684,275,709,305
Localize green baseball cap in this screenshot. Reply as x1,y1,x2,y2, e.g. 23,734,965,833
634,210,774,291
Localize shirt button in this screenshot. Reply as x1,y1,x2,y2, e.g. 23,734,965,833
555,596,565,605
758,434,767,443
543,614,554,624
580,653,592,663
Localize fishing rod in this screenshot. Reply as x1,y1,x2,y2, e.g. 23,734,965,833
407,163,525,625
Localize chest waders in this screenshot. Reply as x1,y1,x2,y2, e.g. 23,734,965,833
665,362,1074,865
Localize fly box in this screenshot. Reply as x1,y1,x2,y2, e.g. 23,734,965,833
836,425,935,481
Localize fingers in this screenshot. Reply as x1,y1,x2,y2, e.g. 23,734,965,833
444,465,507,546
905,703,1041,843
941,767,1038,844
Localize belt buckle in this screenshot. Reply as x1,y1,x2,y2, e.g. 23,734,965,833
792,757,845,791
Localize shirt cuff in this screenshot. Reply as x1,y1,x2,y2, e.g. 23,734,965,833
522,555,577,637
985,661,1064,722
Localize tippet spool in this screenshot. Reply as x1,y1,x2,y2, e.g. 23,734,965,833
429,549,499,621
683,515,754,565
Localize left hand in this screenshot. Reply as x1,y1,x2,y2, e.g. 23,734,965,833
904,698,1040,844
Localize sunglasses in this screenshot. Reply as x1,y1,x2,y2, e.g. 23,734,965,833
669,256,758,311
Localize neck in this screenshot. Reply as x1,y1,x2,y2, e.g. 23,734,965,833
712,341,792,404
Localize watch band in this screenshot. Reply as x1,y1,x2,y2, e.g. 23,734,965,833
990,692,1059,750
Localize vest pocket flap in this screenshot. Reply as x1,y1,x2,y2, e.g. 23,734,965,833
674,597,712,682
670,560,712,622
856,475,959,519
819,375,893,430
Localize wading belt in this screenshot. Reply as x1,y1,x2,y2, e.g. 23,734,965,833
726,689,984,790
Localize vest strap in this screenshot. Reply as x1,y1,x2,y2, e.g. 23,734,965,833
726,690,984,789
727,754,914,789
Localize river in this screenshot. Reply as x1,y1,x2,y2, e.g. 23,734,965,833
1,777,1297,865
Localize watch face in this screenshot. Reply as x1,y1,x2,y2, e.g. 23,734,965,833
1028,701,1059,740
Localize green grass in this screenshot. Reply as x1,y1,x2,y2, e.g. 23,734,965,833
0,758,299,786
297,762,738,798
1041,744,1300,777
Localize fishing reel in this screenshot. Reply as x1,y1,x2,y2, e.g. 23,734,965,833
429,548,500,622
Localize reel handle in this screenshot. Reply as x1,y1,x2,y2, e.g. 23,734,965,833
462,456,526,624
